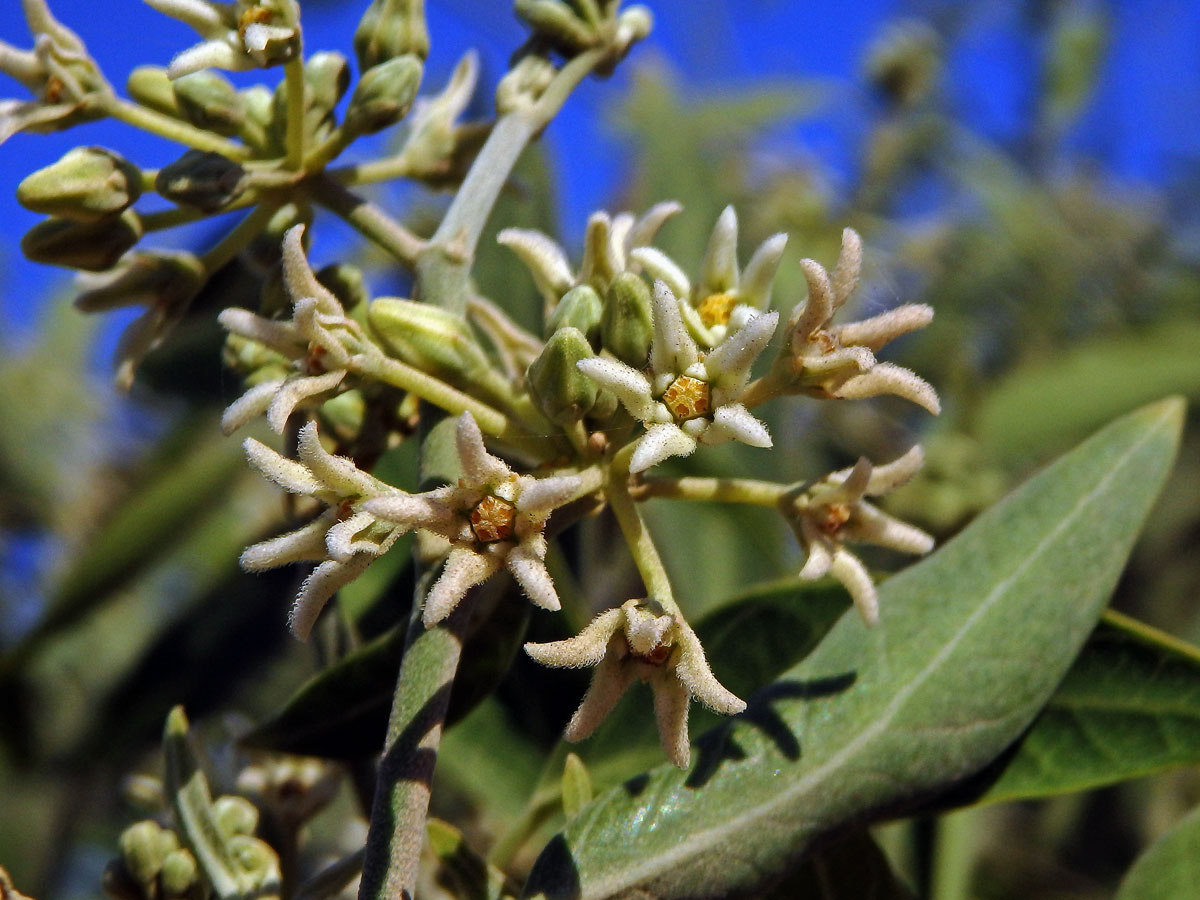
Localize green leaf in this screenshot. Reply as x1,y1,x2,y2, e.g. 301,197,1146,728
980,610,1200,804
523,398,1184,900
975,323,1200,463
1115,804,1200,900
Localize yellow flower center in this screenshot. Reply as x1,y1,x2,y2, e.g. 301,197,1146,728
697,292,738,328
469,495,516,543
661,375,711,422
817,503,852,535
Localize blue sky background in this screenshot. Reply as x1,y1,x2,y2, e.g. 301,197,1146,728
2,0,1200,343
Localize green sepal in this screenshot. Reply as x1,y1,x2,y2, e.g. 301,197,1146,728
600,271,653,367
17,146,142,222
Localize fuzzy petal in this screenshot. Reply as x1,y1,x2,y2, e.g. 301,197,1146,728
650,672,692,768
222,378,285,435
865,445,925,495
832,303,933,352
704,310,778,395
282,225,343,316
325,511,382,562
497,227,574,307
524,607,624,669
834,363,941,414
362,487,460,536
627,200,682,249
674,624,746,715
792,258,835,342
576,357,657,422
244,437,323,496
507,535,560,611
424,546,502,626
629,246,691,300
630,423,697,473
563,653,636,742
698,205,739,295
703,404,771,449
218,307,306,357
830,228,863,310
265,370,345,434
849,503,935,555
738,232,788,311
290,555,372,641
240,514,333,571
296,420,378,497
649,280,698,378
455,412,514,487
829,548,878,626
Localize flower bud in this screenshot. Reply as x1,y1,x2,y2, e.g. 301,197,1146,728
515,0,597,53
241,84,274,135
159,848,199,897
21,209,142,272
343,55,424,136
271,51,351,147
354,0,429,70
213,794,260,838
369,297,491,380
601,271,653,367
495,53,556,115
317,263,368,310
127,66,181,117
529,326,600,425
172,70,245,137
228,835,282,888
118,820,178,885
155,150,247,213
546,284,602,343
17,146,142,221
74,250,205,313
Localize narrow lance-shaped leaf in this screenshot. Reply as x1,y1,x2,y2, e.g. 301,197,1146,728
523,397,1184,900
1115,803,1200,900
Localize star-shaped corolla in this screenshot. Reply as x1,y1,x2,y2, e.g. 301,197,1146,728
363,413,596,627
240,421,406,640
577,280,778,473
778,227,939,414
525,598,745,769
220,226,364,435
631,205,788,349
497,202,682,309
789,446,934,625
143,0,299,78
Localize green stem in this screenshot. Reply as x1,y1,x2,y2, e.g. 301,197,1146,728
606,442,676,611
304,126,354,172
199,201,282,274
329,152,416,187
313,176,425,267
633,475,788,507
103,97,251,160
283,56,307,170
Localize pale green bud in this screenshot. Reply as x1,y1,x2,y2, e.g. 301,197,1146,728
271,51,351,147
317,263,368,310
74,250,205,313
343,55,424,136
547,284,603,342
126,66,182,117
495,53,556,115
515,0,597,53
241,85,274,135
601,271,653,367
223,333,290,381
155,150,247,213
172,70,245,137
228,835,282,888
21,209,142,272
17,146,142,222
213,794,259,837
369,297,491,380
118,820,178,885
864,20,941,108
529,326,599,425
159,848,199,897
354,0,429,70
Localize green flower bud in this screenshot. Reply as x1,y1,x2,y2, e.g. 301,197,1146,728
74,250,205,314
355,0,429,70
17,146,143,222
118,820,177,885
529,326,599,425
21,209,142,272
270,51,351,147
155,150,247,213
601,271,653,367
159,848,199,897
228,835,281,889
317,263,368,310
369,297,491,380
547,283,603,343
515,0,598,53
127,66,181,118
343,55,424,136
213,794,259,837
241,85,274,135
495,53,556,115
172,71,245,137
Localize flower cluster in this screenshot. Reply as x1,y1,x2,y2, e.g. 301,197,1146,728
144,0,301,78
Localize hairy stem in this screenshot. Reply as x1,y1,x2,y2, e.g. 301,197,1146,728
632,475,788,507
103,97,251,160
606,442,677,612
313,176,426,267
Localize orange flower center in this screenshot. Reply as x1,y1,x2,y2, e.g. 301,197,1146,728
817,503,852,535
469,495,516,543
697,292,737,328
661,375,711,422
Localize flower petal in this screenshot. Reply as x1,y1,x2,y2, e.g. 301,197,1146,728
649,280,698,378
576,357,657,422
830,227,863,310
507,534,560,611
362,487,460,536
650,671,692,768
698,205,739,295
296,420,378,497
515,472,588,520
266,370,345,434
524,607,624,668
222,378,285,435
704,310,778,394
703,404,771,449
829,548,878,626
674,623,746,716
240,514,333,571
497,227,574,307
738,232,788,311
455,412,514,487
630,423,697,473
282,225,343,316
627,200,682,249
834,362,941,414
244,437,323,496
290,555,372,641
563,653,636,742
832,303,933,352
629,246,691,300
424,546,502,626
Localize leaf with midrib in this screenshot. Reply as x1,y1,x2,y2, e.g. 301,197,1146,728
1115,803,1200,900
523,398,1184,900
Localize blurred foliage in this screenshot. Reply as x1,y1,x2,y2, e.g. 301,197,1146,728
2,0,1200,898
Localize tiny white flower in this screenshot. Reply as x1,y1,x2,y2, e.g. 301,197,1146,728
143,0,299,78
779,228,939,414
364,413,598,626
577,281,777,473
789,446,934,625
525,598,745,769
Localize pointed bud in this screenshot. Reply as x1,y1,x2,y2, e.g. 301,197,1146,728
171,70,245,137
17,146,142,222
127,66,182,117
529,326,600,425
601,271,653,367
369,296,491,379
343,54,423,136
159,848,199,896
355,0,429,70
547,284,603,342
21,209,142,272
155,149,247,213
515,0,598,53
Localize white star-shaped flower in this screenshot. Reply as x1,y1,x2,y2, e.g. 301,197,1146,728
577,280,778,473
363,413,598,626
525,598,745,769
143,0,299,78
219,226,365,435
631,204,788,349
790,446,934,625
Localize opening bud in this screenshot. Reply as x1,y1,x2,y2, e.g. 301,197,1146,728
369,297,492,382
17,146,142,222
